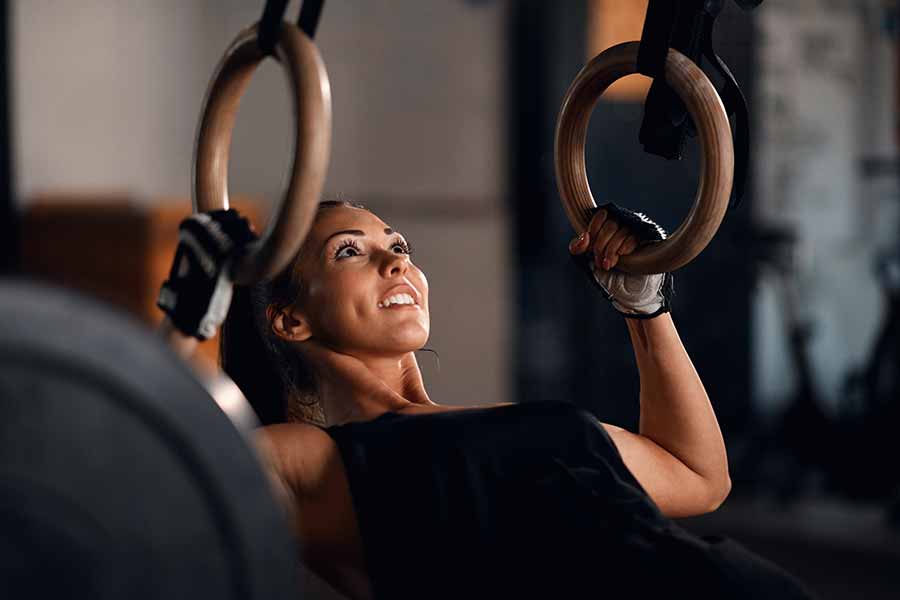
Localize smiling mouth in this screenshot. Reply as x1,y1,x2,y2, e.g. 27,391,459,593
377,290,419,309
379,303,421,310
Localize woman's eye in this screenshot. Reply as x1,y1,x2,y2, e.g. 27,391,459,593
335,242,361,259
393,240,413,255
335,239,411,259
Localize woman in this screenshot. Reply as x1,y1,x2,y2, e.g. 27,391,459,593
162,199,814,599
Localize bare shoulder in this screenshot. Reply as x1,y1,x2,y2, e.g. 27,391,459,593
598,421,626,435
255,424,369,596
255,422,342,498
260,421,333,448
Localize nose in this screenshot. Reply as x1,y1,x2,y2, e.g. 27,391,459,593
379,248,409,278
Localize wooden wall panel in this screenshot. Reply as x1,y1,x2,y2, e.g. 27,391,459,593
20,194,263,364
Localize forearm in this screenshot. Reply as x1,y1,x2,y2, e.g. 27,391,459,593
625,314,730,491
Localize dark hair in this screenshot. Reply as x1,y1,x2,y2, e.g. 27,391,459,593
220,199,369,426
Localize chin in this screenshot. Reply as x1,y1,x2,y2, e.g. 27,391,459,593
394,333,430,353
382,327,430,355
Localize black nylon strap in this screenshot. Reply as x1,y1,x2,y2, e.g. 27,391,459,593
298,0,325,39
258,0,289,56
636,0,761,207
258,0,326,56
637,0,712,161
636,0,677,79
702,23,750,207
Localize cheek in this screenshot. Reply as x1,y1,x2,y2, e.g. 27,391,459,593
305,273,369,332
411,266,429,305
306,265,430,348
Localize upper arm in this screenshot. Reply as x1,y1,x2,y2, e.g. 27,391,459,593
599,422,730,518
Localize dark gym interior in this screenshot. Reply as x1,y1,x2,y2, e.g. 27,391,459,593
2,1,899,598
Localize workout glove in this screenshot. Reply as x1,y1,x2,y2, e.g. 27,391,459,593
569,203,673,319
157,209,257,340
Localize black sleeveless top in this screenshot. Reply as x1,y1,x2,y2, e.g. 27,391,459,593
323,401,815,600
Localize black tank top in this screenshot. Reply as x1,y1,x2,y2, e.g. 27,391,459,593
323,401,815,600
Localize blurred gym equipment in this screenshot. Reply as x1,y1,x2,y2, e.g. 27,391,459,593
0,281,298,599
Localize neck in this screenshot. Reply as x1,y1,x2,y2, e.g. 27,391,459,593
319,351,435,426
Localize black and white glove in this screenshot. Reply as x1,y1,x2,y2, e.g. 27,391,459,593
568,203,673,319
157,209,257,340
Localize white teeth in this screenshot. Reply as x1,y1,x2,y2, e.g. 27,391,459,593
379,293,415,308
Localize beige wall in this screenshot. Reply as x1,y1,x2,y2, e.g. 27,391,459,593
12,0,511,411
12,0,506,207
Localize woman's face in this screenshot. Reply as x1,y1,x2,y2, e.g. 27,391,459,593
290,206,430,356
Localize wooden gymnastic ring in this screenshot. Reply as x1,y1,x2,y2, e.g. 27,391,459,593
193,22,331,284
555,41,733,274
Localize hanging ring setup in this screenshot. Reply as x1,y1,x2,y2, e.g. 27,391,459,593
554,41,734,275
193,20,332,284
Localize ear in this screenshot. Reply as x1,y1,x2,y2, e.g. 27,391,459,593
267,304,312,342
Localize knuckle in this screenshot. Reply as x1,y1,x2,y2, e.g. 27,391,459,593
600,221,618,235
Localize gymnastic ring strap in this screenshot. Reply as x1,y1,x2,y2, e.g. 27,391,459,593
193,21,332,284
554,41,733,275
259,0,326,55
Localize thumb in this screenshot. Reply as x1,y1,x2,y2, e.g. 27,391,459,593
569,231,589,255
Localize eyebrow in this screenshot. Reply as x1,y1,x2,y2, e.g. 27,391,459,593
321,227,397,254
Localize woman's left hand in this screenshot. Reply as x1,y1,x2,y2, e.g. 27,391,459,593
568,203,673,319
568,206,640,272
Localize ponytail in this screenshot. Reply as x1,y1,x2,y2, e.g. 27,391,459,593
220,283,288,425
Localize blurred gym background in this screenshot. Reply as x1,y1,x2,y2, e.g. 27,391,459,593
2,1,899,598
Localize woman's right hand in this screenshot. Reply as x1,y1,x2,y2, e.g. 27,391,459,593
157,209,257,340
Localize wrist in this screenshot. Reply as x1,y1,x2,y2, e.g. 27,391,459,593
625,313,678,354
613,299,669,319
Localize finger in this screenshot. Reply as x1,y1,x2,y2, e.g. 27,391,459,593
619,235,639,256
568,231,590,255
588,208,609,245
605,228,631,269
592,220,620,270
606,228,631,258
